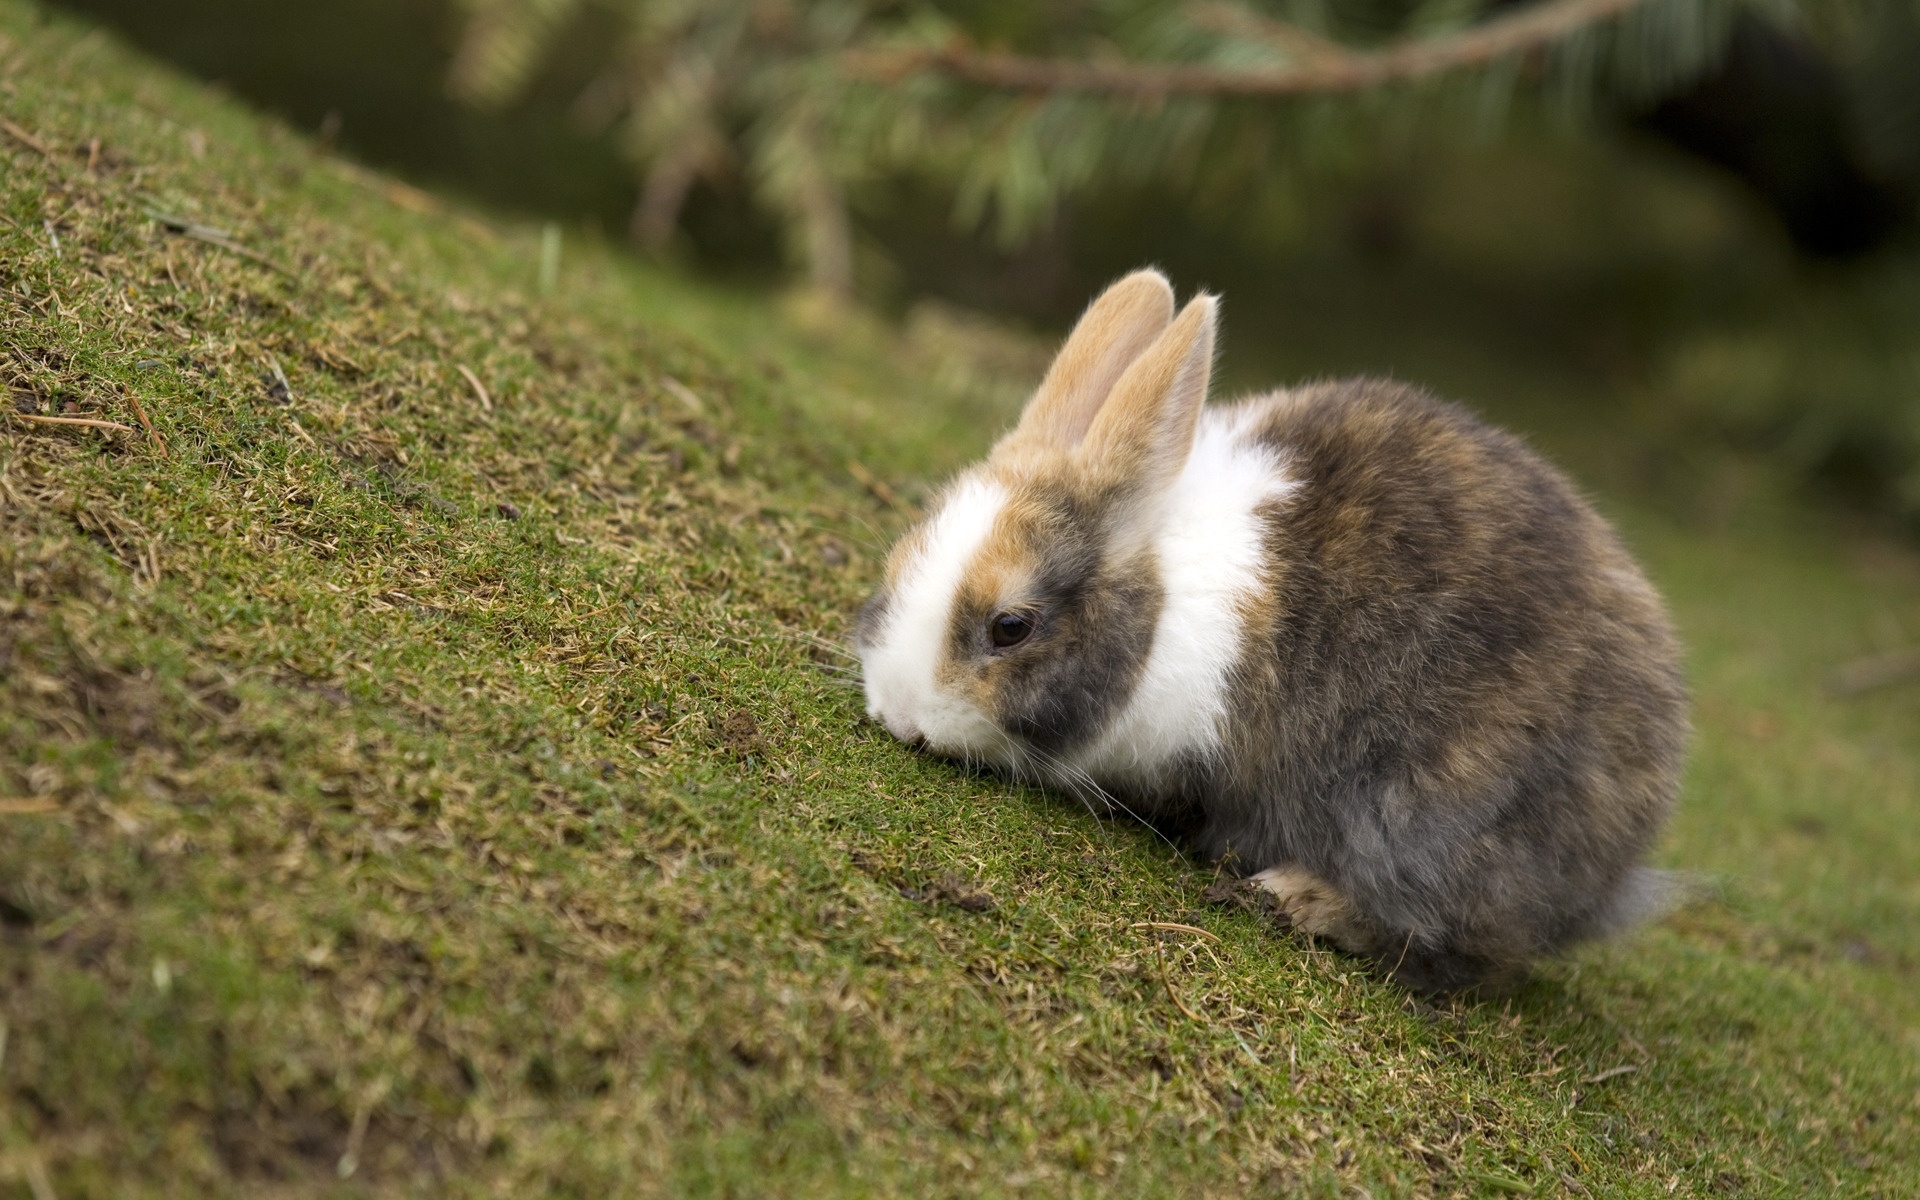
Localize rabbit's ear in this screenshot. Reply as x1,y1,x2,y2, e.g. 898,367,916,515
998,270,1175,455
1078,293,1217,491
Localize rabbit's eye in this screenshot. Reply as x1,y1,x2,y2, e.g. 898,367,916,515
990,611,1035,649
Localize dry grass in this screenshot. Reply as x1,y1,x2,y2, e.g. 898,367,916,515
1,4,1917,1197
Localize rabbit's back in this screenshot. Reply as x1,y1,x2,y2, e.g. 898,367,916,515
1203,379,1688,988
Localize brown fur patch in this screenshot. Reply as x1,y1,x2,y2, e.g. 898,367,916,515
917,457,1163,753
932,486,1038,720
1077,295,1216,491
996,271,1174,455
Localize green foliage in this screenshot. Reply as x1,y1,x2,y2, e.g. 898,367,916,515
437,0,1920,527
1658,261,1920,523
445,0,1773,293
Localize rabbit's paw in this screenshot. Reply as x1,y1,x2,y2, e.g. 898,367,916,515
1248,865,1368,948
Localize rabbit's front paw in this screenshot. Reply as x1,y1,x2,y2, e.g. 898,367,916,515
1248,865,1369,950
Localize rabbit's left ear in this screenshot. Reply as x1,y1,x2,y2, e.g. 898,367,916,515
996,269,1175,458
1077,294,1217,491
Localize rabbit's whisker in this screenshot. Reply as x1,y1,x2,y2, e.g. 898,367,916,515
1022,744,1186,861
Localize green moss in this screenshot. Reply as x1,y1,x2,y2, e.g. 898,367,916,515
0,5,1916,1197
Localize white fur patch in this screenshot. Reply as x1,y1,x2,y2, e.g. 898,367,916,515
1068,402,1296,793
860,474,1011,756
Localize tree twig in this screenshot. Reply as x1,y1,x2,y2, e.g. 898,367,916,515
1130,920,1222,942
146,209,296,277
0,797,61,815
1152,936,1206,1022
1582,1063,1639,1084
843,0,1649,98
456,364,494,413
121,385,167,455
10,412,138,436
0,117,52,157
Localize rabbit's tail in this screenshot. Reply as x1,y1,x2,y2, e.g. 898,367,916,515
1585,867,1710,939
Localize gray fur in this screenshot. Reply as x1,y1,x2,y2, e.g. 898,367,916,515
1179,381,1688,990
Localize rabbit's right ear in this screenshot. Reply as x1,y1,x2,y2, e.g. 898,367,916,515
996,269,1175,457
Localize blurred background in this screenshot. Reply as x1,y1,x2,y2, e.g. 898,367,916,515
51,0,1920,535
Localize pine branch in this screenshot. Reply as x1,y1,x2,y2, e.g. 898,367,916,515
1186,2,1354,67
843,0,1654,98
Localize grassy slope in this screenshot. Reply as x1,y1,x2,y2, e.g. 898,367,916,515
2,6,1917,1197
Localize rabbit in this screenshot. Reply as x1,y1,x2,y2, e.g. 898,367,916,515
854,269,1689,993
